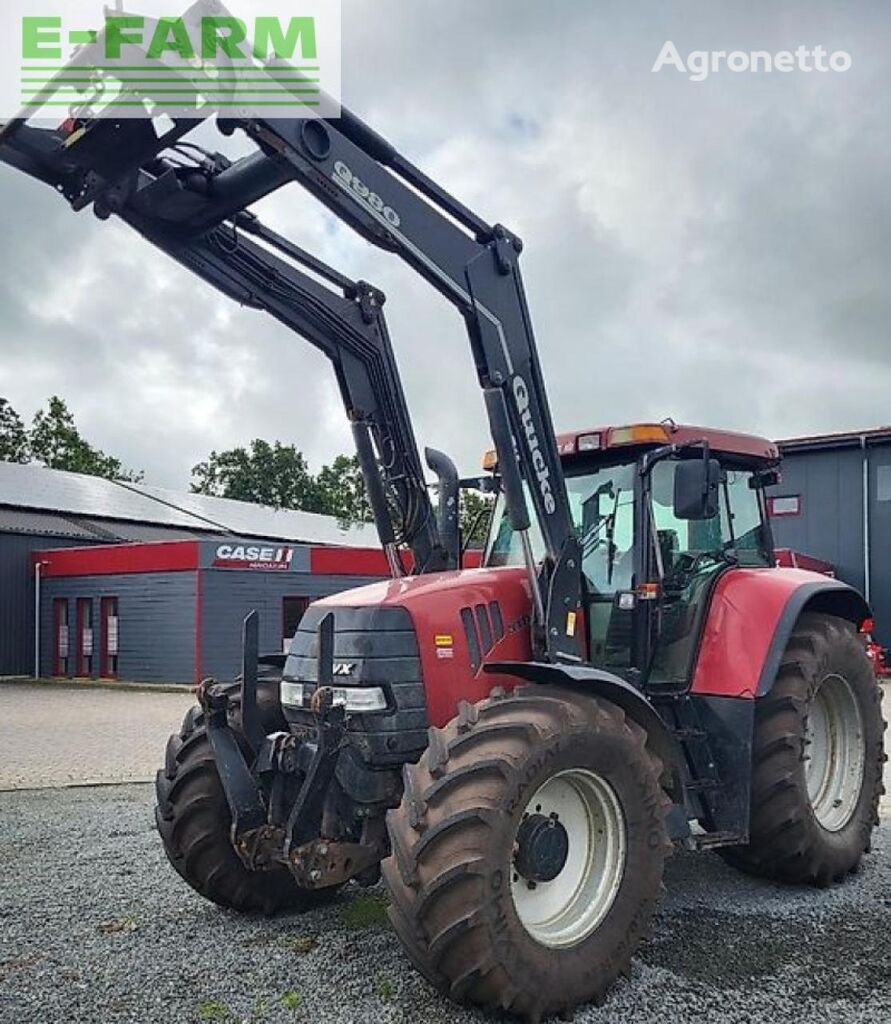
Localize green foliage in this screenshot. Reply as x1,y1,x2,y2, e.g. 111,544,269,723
339,893,390,930
27,396,143,481
195,999,230,1022
0,398,29,463
460,488,495,547
280,990,302,1012
191,440,323,512
192,444,374,525
315,453,372,524
374,974,395,1001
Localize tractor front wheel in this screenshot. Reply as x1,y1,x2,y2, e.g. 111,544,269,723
722,613,885,885
155,687,318,915
382,687,671,1021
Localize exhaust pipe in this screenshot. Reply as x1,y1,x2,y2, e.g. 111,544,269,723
425,447,460,570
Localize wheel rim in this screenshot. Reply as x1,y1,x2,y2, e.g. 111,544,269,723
804,673,865,831
510,768,626,948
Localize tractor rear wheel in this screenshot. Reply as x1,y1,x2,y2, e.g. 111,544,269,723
155,684,317,915
722,613,885,885
382,687,672,1022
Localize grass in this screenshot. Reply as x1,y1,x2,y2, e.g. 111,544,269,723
339,894,390,930
195,1000,230,1022
374,973,395,1001
280,990,302,1012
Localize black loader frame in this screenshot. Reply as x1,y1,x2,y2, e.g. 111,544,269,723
0,98,581,662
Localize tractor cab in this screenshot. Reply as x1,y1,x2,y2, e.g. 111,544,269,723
484,421,781,690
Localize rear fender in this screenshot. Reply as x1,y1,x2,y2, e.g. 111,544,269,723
691,568,870,699
485,660,685,804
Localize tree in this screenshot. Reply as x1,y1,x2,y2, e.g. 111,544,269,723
0,398,29,463
191,439,325,511
460,488,495,547
29,396,143,481
315,454,372,523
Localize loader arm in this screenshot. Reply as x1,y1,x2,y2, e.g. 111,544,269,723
0,99,582,659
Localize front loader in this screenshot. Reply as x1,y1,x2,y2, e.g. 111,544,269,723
2,69,885,1023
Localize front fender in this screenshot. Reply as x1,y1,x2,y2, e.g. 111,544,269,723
691,568,870,699
485,660,684,803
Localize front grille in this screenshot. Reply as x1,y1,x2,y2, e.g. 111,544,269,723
282,605,427,766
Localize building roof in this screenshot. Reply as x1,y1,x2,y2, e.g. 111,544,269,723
0,507,99,540
777,426,891,453
0,461,377,547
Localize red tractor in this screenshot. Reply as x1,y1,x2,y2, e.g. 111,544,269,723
2,79,884,1023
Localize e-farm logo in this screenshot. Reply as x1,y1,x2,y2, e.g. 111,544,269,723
1,0,341,121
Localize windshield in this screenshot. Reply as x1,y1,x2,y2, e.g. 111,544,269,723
485,460,638,595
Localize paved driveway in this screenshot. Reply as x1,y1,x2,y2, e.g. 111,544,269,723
1,681,889,816
0,683,195,790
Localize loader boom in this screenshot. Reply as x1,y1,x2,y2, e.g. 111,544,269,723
0,99,582,659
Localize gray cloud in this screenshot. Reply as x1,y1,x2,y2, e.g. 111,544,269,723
2,0,890,489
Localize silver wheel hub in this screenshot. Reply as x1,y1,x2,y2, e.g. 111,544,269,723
510,768,626,949
804,673,865,831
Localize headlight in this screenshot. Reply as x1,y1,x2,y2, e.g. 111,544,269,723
280,680,388,712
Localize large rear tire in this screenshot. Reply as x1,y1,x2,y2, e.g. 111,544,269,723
721,613,885,885
155,686,317,915
382,687,672,1022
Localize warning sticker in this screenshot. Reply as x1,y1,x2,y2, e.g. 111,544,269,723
434,634,454,647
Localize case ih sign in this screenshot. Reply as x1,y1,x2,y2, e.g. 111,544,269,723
211,544,294,571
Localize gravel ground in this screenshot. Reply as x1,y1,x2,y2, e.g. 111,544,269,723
0,784,888,1024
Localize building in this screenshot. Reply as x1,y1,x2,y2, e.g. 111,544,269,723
34,538,388,684
769,427,891,646
0,460,381,682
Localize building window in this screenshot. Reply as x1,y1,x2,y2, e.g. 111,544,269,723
877,465,891,502
76,598,93,677
53,598,69,677
100,597,119,679
768,495,801,517
282,597,312,653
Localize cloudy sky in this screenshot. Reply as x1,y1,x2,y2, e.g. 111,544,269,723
2,0,890,489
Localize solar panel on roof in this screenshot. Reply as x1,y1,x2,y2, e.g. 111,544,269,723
132,483,377,547
0,462,207,528
0,461,377,547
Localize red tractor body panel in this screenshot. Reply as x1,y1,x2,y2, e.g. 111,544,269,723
690,567,857,698
315,566,533,727
316,564,868,718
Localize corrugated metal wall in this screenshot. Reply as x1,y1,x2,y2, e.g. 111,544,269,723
0,533,95,677
769,448,866,592
41,573,197,684
199,570,382,682
770,440,891,646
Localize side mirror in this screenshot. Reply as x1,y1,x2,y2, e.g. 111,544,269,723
674,457,721,520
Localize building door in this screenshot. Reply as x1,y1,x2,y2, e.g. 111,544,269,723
100,597,119,679
282,596,311,653
76,598,93,677
53,598,69,677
